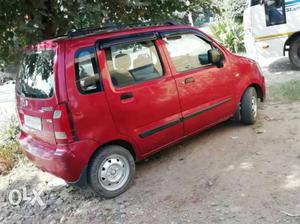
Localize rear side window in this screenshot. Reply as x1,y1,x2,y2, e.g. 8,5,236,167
75,47,101,94
17,50,54,99
164,34,212,73
105,41,163,88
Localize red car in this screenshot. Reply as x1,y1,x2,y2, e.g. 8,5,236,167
16,22,265,198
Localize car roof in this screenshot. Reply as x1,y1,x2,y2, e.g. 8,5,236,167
26,23,204,51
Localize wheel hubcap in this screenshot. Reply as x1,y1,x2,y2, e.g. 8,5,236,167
251,96,258,118
98,154,130,191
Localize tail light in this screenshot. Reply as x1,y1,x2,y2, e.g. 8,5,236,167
53,103,75,144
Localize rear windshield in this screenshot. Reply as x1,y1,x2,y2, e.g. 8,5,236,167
16,50,55,99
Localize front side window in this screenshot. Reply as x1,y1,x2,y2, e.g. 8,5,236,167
265,0,286,26
17,50,55,99
164,34,212,73
75,47,101,94
251,0,260,6
105,41,163,88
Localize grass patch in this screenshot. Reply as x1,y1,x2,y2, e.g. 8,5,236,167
269,80,300,102
0,115,22,175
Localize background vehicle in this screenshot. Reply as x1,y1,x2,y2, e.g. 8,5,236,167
244,0,300,69
16,23,265,198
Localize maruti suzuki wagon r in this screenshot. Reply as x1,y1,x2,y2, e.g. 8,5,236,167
16,22,266,198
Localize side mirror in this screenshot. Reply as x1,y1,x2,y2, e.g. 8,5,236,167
80,76,98,91
208,49,224,68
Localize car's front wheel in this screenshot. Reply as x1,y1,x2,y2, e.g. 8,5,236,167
240,87,258,125
88,145,135,198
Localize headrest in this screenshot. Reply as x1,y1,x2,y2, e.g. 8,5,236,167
115,54,131,70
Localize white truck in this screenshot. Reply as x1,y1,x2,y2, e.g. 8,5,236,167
244,0,300,68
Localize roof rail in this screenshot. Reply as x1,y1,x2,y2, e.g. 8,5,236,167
67,20,178,38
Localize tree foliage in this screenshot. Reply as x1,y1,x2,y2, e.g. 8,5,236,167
0,0,209,69
209,0,247,53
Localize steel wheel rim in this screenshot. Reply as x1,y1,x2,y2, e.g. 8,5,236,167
98,154,130,191
251,95,258,118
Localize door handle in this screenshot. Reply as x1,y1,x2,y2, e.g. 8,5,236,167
120,92,134,100
184,77,195,84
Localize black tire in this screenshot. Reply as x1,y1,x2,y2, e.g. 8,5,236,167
241,87,258,125
88,145,135,199
289,37,300,70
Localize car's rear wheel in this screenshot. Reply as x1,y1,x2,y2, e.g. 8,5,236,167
289,37,300,70
240,87,258,125
88,145,135,198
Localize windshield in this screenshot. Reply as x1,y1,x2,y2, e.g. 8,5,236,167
16,50,55,99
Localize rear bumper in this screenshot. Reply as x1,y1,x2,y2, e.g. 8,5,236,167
19,131,97,183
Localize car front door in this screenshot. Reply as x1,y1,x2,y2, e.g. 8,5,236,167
98,33,184,155
161,31,236,135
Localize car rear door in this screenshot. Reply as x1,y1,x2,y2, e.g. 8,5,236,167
98,33,184,155
160,30,236,135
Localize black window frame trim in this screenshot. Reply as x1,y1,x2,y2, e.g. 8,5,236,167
97,32,158,50
159,28,213,44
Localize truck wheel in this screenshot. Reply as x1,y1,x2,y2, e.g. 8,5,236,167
88,145,135,199
289,37,300,70
241,87,258,125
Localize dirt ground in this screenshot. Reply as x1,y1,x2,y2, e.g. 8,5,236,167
0,57,300,224
261,57,300,86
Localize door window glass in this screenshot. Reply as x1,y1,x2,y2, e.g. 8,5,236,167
265,0,286,26
75,47,102,94
17,50,54,99
164,34,212,73
105,41,163,88
251,0,260,6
